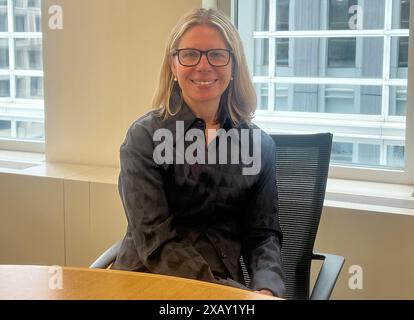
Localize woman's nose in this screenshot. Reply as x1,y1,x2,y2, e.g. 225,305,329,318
196,54,212,71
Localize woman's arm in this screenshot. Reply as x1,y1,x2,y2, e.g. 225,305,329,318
119,121,216,282
242,133,286,297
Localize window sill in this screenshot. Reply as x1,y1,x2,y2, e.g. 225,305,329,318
325,178,414,216
1,151,413,216
0,150,45,170
0,150,118,184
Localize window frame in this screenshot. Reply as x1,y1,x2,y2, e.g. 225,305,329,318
218,0,414,185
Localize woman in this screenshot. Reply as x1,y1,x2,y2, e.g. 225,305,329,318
112,8,286,297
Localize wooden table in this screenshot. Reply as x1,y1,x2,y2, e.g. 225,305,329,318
0,265,281,300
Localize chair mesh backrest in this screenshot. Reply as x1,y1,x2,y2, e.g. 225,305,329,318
272,133,332,300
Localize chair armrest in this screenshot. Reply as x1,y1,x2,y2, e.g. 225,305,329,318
89,240,123,269
310,252,345,300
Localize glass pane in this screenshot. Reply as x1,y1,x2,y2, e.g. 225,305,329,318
331,142,353,163
0,38,9,69
0,119,11,137
0,0,7,32
16,120,44,139
329,0,358,29
275,39,289,67
292,0,324,30
254,38,269,76
327,38,356,68
389,86,407,116
358,143,380,166
255,83,268,111
325,85,354,114
390,37,409,77
275,83,289,111
392,0,410,29
358,0,385,29
273,37,383,78
358,86,382,115
290,84,318,112
14,0,42,32
16,75,43,99
387,145,404,169
398,37,409,68
276,0,289,31
0,75,10,97
15,38,43,70
332,141,382,167
255,0,269,31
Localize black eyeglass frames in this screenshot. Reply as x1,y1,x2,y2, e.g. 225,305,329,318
172,48,233,67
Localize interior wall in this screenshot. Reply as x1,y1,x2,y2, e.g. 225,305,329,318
313,206,414,300
0,173,65,266
64,179,126,267
42,0,201,167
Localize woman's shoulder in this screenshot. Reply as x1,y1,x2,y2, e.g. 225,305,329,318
238,122,275,148
122,108,164,149
128,108,163,133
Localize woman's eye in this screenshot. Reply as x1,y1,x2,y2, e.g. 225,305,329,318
210,52,223,58
183,51,198,58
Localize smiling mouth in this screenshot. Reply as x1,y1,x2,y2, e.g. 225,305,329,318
191,79,218,86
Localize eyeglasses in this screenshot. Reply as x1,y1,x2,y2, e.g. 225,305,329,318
172,48,232,67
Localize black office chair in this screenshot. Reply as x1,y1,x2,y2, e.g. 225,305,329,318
269,133,344,300
90,133,344,299
89,240,123,269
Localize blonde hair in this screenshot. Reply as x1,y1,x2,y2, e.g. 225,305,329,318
152,8,257,125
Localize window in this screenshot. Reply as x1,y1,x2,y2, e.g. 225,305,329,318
0,0,44,151
237,0,413,184
328,0,357,68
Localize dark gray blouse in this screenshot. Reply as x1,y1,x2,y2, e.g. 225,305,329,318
112,103,286,297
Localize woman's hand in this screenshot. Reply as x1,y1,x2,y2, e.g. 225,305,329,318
255,289,274,296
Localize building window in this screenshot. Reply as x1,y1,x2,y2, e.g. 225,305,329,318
0,0,44,145
327,38,356,68
237,0,410,172
0,1,7,32
15,14,25,31
276,38,289,66
331,142,353,163
329,0,358,30
276,0,289,30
